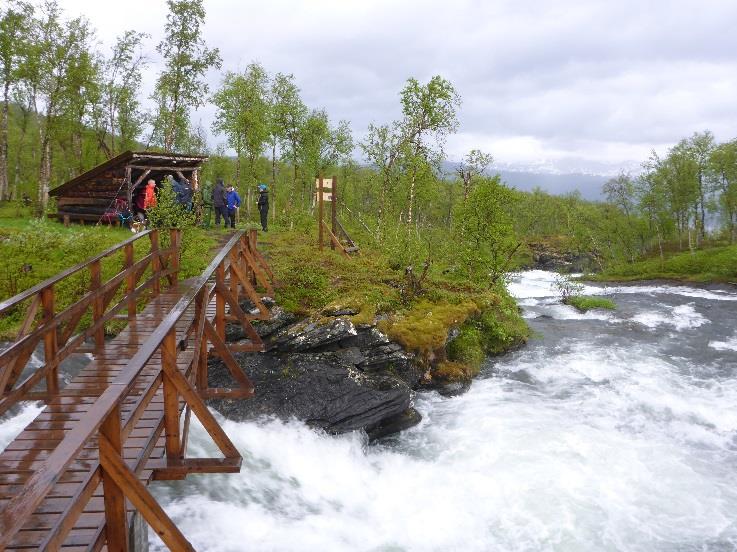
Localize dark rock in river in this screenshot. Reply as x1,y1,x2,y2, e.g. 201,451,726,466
209,318,424,439
528,242,600,273
208,351,420,439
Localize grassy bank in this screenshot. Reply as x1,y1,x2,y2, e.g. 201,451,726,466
594,244,737,284
265,222,529,384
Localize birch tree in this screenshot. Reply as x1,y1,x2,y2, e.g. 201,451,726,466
150,0,221,152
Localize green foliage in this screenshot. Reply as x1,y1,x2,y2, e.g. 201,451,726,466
150,0,222,152
0,218,131,338
146,182,196,229
597,244,737,283
565,296,617,312
456,176,521,283
212,63,270,190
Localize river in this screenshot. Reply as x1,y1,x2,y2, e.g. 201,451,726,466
1,270,736,551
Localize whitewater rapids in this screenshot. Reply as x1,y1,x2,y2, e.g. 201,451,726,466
1,271,736,551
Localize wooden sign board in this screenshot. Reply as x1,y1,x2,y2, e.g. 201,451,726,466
315,178,332,190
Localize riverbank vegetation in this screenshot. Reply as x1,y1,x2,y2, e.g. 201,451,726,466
565,296,617,312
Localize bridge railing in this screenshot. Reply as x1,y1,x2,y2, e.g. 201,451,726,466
0,229,274,551
0,228,181,417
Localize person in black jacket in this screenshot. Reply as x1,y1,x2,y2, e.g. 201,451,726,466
212,179,229,228
257,184,269,231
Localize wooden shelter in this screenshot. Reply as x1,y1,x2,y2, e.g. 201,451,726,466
49,151,208,224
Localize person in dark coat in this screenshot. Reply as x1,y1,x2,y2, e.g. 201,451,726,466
179,177,194,210
257,184,269,231
212,179,229,228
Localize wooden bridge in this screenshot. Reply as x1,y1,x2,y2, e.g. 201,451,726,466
0,228,274,551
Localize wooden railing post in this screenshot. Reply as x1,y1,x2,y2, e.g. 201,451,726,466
169,229,181,284
248,229,258,287
124,243,136,321
41,285,59,396
229,248,239,303
100,404,129,552
90,260,105,351
162,329,181,460
195,288,208,391
150,230,161,298
215,262,226,342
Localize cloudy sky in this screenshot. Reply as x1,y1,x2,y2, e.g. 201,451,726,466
62,0,737,176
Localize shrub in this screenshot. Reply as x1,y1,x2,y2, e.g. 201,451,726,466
147,183,196,229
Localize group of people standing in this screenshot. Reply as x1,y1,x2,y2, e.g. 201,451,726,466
211,179,269,231
134,174,193,217
130,175,270,232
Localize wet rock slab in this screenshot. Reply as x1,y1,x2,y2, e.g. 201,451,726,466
209,318,423,440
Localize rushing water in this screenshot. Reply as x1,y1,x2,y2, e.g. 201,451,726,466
1,271,736,551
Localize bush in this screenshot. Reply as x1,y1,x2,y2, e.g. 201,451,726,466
147,183,196,229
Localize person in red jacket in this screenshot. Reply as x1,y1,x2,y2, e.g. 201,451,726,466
143,180,157,210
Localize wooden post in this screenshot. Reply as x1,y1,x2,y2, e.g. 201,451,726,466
162,329,181,461
124,165,133,212
150,230,161,298
196,288,208,391
249,229,258,287
215,262,226,342
63,214,70,227
229,248,239,305
90,260,105,351
100,404,128,552
125,243,136,321
169,229,181,285
318,176,324,251
331,176,337,251
41,285,59,396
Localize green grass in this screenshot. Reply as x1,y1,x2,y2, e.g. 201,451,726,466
264,221,529,384
596,244,737,284
565,296,616,312
0,209,217,339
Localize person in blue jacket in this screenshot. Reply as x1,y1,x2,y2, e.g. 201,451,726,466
226,185,241,229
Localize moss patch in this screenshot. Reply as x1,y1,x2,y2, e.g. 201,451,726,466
565,296,616,312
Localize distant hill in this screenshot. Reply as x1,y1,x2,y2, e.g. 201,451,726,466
441,162,609,200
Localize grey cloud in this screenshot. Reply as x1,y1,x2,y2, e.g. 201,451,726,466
62,0,737,174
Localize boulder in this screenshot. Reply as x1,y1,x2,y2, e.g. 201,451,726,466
207,351,420,439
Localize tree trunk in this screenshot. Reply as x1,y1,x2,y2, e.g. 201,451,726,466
38,136,51,216
407,167,417,225
271,141,277,222
0,82,11,200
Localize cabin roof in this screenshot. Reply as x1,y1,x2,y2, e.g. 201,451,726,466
50,151,208,197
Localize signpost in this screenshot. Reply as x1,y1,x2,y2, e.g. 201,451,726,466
315,176,338,251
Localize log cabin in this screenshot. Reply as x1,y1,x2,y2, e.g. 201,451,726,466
49,151,208,225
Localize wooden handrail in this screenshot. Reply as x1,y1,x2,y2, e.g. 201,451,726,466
0,229,152,315
0,229,179,414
